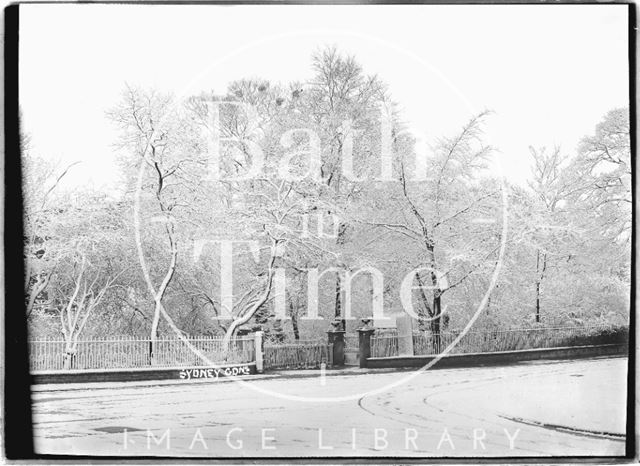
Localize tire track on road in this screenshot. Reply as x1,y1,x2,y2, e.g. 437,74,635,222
356,362,619,455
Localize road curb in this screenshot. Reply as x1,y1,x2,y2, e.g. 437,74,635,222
32,354,628,393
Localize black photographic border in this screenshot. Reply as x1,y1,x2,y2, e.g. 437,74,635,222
3,1,636,462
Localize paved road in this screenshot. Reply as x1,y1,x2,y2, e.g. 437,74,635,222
32,357,628,457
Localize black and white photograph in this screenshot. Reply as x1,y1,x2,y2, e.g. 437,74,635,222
6,2,634,460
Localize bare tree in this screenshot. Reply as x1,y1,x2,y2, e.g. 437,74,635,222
305,47,389,330
108,85,202,356
23,137,80,318
58,252,119,368
527,146,582,322
573,107,631,239
363,112,501,347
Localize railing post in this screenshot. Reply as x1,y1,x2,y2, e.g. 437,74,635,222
327,322,345,367
254,331,264,373
357,319,375,369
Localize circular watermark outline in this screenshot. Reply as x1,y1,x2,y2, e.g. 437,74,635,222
132,28,508,403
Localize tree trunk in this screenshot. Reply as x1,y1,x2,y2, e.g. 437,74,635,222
415,272,433,332
150,300,161,361
333,218,347,331
289,300,300,341
431,292,442,353
63,351,73,370
222,243,278,351
426,242,443,353
535,250,547,323
148,228,177,362
26,272,51,319
535,282,541,323
63,337,75,370
334,272,345,331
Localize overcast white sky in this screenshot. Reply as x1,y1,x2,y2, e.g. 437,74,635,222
20,4,629,192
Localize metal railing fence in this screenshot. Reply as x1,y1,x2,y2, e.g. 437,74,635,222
263,340,332,369
371,325,628,358
29,335,255,371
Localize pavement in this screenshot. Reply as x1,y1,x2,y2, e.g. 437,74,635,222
31,356,628,458
31,364,432,393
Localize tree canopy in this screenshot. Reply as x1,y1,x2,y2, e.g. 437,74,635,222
23,48,631,344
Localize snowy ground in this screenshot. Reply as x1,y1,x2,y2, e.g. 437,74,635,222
32,356,628,458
